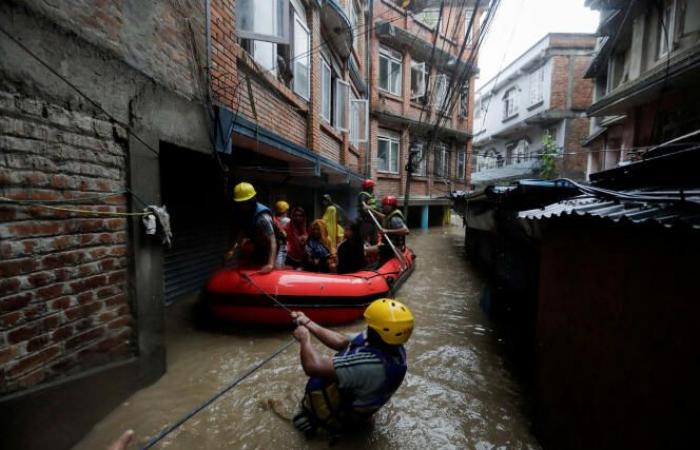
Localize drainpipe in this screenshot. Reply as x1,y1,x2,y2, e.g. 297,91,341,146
366,0,374,177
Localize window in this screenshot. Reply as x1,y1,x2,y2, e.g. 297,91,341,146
416,7,441,30
348,0,359,51
350,96,369,146
682,0,700,36
465,10,474,46
529,66,544,106
409,140,426,176
334,79,350,132
456,151,466,180
432,74,448,110
410,61,427,100
377,130,400,173
459,82,469,118
293,14,310,99
379,46,402,96
434,143,449,178
657,1,675,59
237,0,289,44
321,59,332,122
251,41,277,74
508,139,528,165
503,87,518,120
474,100,482,119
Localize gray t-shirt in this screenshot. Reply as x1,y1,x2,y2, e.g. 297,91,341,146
333,337,387,409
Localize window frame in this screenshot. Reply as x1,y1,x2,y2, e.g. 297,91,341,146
377,130,401,174
434,143,449,178
379,46,403,96
529,66,545,106
456,150,466,180
320,58,332,123
503,87,518,120
411,140,427,176
292,12,311,100
410,61,427,100
350,96,369,146
237,0,290,44
334,78,350,132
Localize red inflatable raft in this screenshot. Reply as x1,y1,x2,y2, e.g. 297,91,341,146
205,248,415,325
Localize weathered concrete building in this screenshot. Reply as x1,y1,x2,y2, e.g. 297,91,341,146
368,0,481,226
583,0,700,176
472,33,596,188
0,1,214,448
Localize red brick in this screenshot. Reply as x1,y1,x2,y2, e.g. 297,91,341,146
107,271,126,284
27,333,50,352
52,324,74,342
28,271,54,288
7,321,42,344
36,284,65,301
0,278,21,296
69,274,107,293
0,311,22,329
108,314,132,330
7,345,61,378
105,293,127,307
15,368,47,388
77,291,94,304
0,292,32,313
0,258,38,277
49,296,72,310
0,345,18,365
65,326,105,351
64,301,102,321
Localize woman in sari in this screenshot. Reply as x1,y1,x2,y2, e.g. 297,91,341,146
304,219,336,273
321,199,344,250
285,206,308,269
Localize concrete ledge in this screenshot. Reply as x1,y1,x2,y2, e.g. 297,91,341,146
0,357,143,450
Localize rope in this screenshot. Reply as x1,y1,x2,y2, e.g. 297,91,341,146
240,272,295,316
140,339,295,450
0,196,149,217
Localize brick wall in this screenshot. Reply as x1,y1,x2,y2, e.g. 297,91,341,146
0,91,132,395
20,0,206,100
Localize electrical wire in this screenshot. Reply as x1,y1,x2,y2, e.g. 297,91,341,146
0,196,150,217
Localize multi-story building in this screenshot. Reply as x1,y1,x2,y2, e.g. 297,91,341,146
583,0,700,177
471,33,596,188
368,1,482,226
0,1,483,447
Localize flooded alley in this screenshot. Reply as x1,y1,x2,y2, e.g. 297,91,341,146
75,226,540,450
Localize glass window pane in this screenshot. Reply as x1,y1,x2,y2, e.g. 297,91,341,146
390,61,402,95
390,141,399,172
238,0,289,44
378,139,389,171
253,41,277,74
293,16,310,99
335,80,349,131
379,57,389,91
321,61,331,121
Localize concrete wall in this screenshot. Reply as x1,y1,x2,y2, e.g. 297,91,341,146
535,221,700,450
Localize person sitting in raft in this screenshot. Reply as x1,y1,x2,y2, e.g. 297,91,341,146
304,219,336,273
285,206,308,269
364,195,409,265
290,299,414,436
321,195,344,250
336,221,378,274
225,182,285,274
274,200,291,228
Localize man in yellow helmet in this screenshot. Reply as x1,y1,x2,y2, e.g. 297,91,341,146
228,182,284,274
290,299,414,435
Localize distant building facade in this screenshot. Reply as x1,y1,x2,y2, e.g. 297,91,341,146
472,33,596,188
583,0,700,176
369,1,482,225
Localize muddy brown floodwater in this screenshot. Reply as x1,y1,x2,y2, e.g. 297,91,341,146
75,226,541,450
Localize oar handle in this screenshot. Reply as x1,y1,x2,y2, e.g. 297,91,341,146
366,209,407,270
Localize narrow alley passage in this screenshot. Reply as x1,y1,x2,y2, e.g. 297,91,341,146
75,226,540,450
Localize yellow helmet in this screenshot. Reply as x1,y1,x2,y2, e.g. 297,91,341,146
364,298,414,345
233,182,256,202
275,200,290,214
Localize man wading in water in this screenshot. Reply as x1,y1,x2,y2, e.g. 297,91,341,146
287,299,414,436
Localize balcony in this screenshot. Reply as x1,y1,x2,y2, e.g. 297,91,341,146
320,0,354,59
471,159,542,186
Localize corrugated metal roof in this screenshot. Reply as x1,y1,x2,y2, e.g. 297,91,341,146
518,195,700,229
